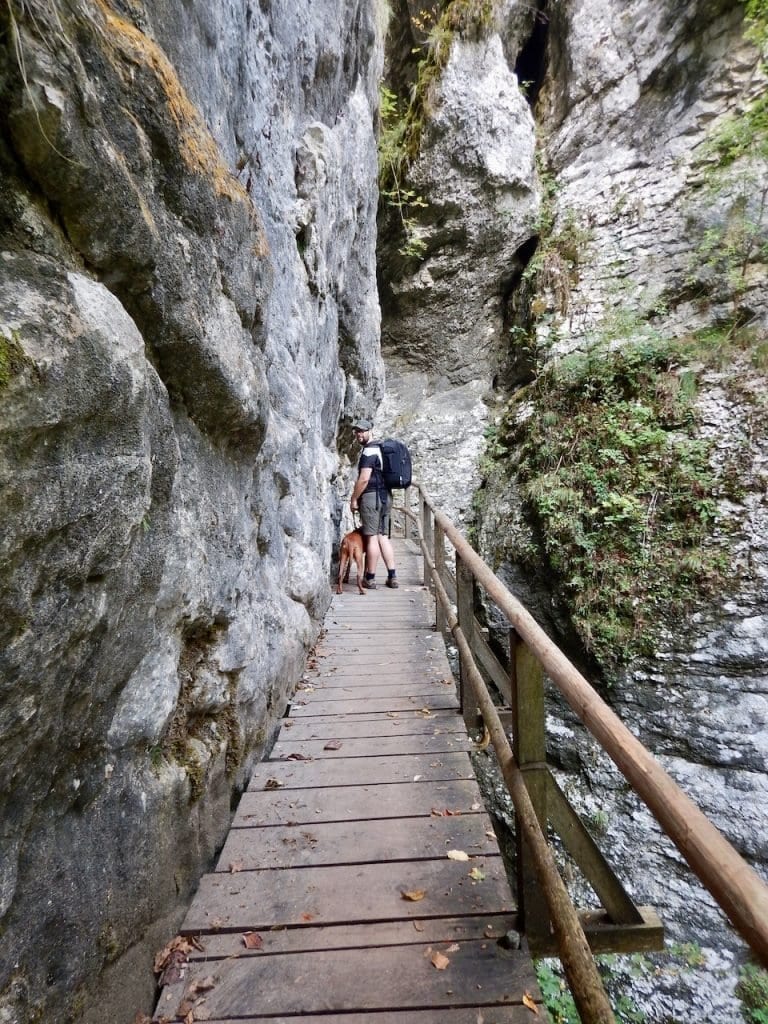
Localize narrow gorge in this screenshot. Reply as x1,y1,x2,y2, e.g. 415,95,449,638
0,1,766,1023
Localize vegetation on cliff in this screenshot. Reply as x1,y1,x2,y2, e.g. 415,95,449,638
482,331,735,671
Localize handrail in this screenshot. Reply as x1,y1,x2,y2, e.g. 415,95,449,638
410,483,768,969
425,544,617,1022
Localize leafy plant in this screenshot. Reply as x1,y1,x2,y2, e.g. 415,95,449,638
667,941,706,968
535,961,579,1023
492,335,729,673
737,963,768,1024
523,156,592,317
378,85,429,259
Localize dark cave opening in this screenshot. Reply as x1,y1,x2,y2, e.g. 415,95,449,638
514,2,550,107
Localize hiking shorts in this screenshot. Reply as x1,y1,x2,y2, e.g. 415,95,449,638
359,490,390,537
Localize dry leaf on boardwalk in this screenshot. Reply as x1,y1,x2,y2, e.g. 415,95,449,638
469,867,486,881
431,950,450,970
447,850,470,862
187,976,216,998
522,991,540,1014
242,932,263,949
323,740,343,750
264,778,283,789
446,943,460,953
287,752,312,760
229,861,244,873
413,920,425,932
401,889,426,901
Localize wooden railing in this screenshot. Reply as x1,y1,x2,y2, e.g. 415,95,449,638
390,484,768,1023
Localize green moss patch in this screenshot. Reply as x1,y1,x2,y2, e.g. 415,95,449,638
0,330,29,389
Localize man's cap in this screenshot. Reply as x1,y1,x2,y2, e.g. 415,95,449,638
352,418,373,431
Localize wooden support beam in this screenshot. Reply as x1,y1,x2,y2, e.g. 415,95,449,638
529,906,664,957
546,774,644,926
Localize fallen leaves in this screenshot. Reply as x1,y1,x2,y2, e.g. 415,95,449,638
523,991,540,1014
446,850,470,862
323,739,343,750
228,861,244,874
264,778,283,790
469,867,486,881
401,889,426,902
431,950,450,970
287,752,312,761
242,931,263,949
177,974,217,1022
472,726,491,750
153,935,204,987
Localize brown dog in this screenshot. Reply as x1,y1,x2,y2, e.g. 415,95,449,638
337,528,366,595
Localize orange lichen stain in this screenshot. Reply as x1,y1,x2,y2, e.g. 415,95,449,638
89,0,248,207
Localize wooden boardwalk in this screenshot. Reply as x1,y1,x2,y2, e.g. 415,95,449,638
155,539,544,1022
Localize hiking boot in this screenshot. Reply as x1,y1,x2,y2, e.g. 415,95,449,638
386,577,399,589
362,578,377,589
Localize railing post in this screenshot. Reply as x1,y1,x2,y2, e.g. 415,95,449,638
402,485,411,539
434,521,447,636
421,495,433,589
510,629,551,946
456,553,479,732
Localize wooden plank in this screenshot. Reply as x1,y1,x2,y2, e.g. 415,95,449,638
270,733,474,760
275,718,467,742
233,778,487,827
306,667,450,684
289,694,458,717
217,813,500,870
190,919,519,961
312,647,448,663
182,858,513,933
185,914,519,959
248,753,474,790
294,682,456,700
160,940,539,1019
314,645,448,662
282,712,460,729
315,634,444,650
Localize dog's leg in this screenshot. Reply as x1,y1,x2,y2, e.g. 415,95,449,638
355,549,365,595
337,550,348,594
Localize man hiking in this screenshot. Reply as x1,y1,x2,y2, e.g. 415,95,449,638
349,419,398,589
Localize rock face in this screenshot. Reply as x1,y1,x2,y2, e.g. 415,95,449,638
376,2,541,524
379,0,767,1020
0,2,383,1021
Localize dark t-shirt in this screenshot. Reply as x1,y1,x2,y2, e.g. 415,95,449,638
358,442,387,497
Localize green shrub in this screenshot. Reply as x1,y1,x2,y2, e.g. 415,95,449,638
494,336,728,673
737,963,768,1024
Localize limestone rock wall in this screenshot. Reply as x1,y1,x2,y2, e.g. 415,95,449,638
376,1,542,524
0,1,383,1021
